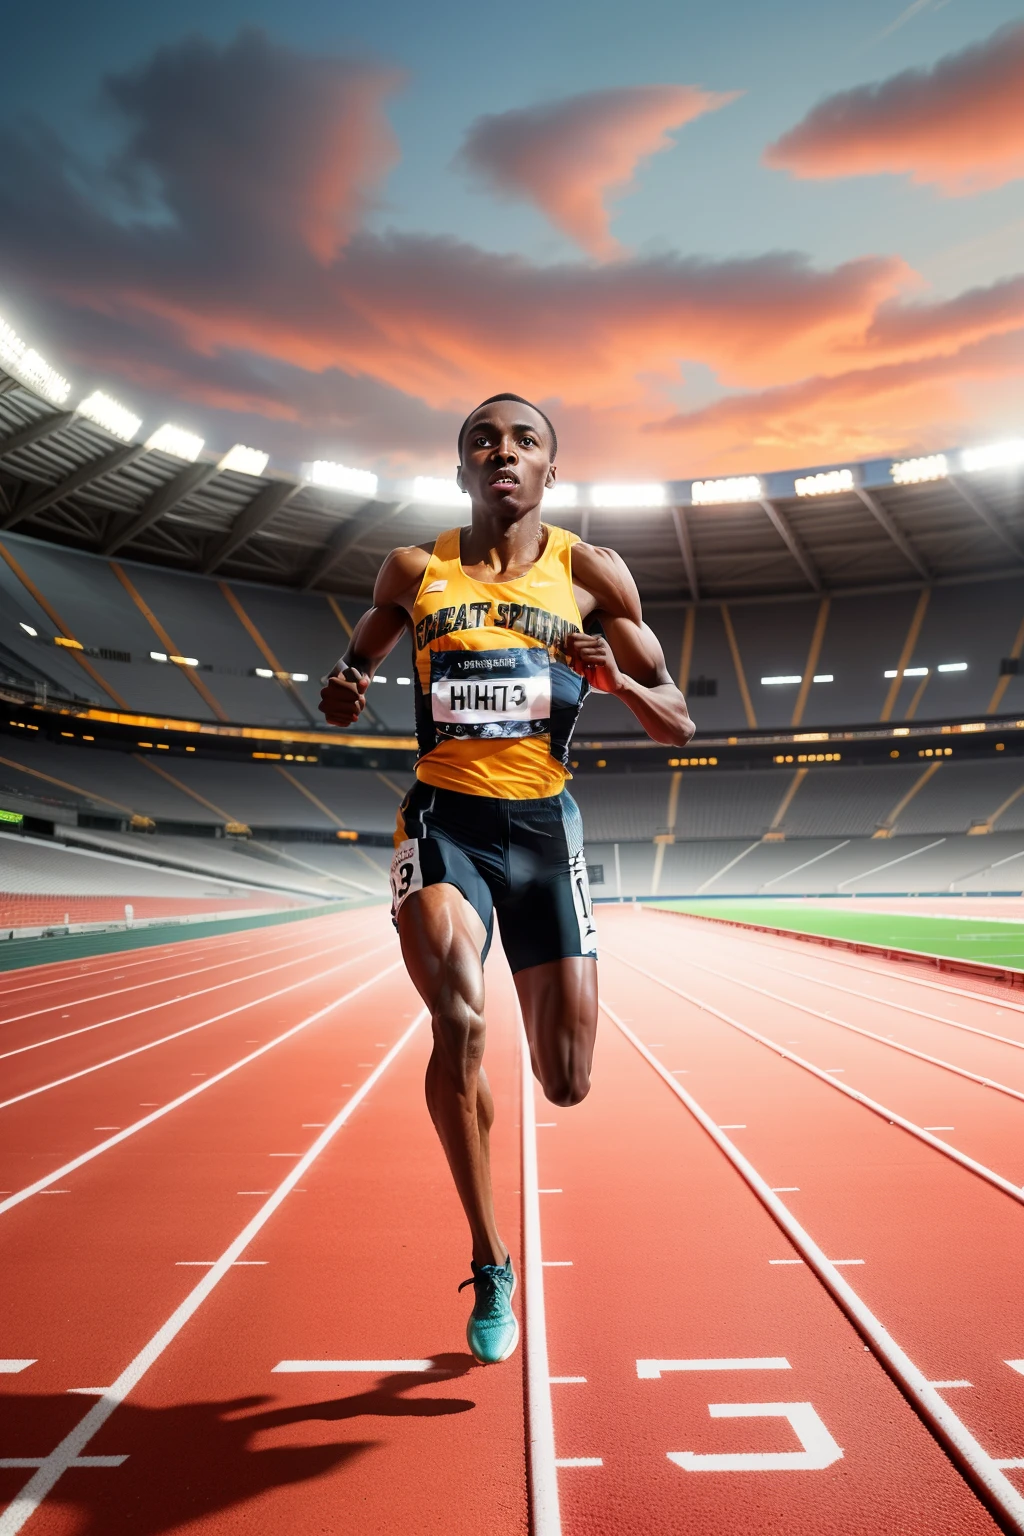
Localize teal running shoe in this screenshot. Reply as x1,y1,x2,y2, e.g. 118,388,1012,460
459,1256,519,1364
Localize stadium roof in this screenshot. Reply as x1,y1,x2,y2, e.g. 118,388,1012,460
0,359,1021,605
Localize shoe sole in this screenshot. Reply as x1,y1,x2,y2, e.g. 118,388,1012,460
468,1266,520,1364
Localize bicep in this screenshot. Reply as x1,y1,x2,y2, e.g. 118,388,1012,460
602,615,673,688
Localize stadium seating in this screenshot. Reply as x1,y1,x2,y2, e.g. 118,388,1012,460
4,529,1024,735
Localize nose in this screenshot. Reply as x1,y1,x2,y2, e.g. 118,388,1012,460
490,437,519,464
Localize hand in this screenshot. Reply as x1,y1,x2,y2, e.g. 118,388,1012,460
319,666,370,726
565,632,625,694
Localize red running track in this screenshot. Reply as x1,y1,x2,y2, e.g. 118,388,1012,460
5,903,1024,1532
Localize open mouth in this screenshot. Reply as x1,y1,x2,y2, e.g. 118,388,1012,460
489,472,519,488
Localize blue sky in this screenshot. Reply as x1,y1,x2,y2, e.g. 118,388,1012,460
1,0,1022,478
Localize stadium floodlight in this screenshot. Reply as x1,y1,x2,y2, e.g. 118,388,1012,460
372,675,388,684
219,444,269,477
0,314,71,404
290,672,308,682
396,676,412,685
960,439,1024,473
76,390,141,442
690,476,761,505
761,675,802,685
170,655,198,667
794,468,855,497
146,423,204,461
591,483,667,508
890,454,947,485
813,674,833,682
541,483,578,509
884,666,928,677
20,622,37,637
413,476,470,506
150,651,168,662
255,667,274,678
309,459,379,497
938,662,968,672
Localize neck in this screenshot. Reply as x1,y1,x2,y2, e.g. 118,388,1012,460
461,504,545,575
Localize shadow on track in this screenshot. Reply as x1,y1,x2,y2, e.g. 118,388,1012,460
0,1354,479,1533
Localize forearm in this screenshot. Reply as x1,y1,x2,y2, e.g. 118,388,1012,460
614,677,694,746
336,605,407,676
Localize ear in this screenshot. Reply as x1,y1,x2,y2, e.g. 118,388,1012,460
545,463,557,488
455,465,465,492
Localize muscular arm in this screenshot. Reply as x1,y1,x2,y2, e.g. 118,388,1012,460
318,546,428,727
568,544,695,748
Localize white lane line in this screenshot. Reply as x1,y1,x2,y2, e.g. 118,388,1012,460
550,1376,586,1384
237,1191,269,1195
772,1187,800,1192
931,1381,973,1389
273,1360,438,1373
637,1358,790,1376
0,958,403,1217
0,1361,35,1373
718,1124,746,1129
0,1007,427,1536
608,951,1024,1214
0,930,268,1001
268,1153,302,1158
0,930,370,1062
925,1126,955,1131
555,1458,602,1468
604,996,1024,1536
0,921,367,1028
539,1189,562,1194
301,1123,326,1128
537,1123,557,1128
175,1261,267,1266
1005,1360,1024,1375
543,1261,573,1267
0,942,393,1117
755,957,1024,1052
770,1259,803,1265
0,1457,126,1470
681,958,1024,1113
521,1017,561,1536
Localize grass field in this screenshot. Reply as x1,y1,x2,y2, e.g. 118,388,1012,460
650,901,1024,970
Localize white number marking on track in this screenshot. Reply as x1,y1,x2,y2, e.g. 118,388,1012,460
669,1402,843,1472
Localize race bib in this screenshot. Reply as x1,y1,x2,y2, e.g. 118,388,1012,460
430,648,551,739
389,838,423,918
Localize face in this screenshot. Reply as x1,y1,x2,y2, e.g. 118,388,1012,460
456,400,556,518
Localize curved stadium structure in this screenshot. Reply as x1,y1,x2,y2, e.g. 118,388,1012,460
1,326,1024,933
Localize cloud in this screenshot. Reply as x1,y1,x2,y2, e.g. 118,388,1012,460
457,85,737,257
0,28,1020,479
766,21,1024,194
647,327,1024,471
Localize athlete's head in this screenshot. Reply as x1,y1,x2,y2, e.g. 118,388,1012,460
456,393,558,517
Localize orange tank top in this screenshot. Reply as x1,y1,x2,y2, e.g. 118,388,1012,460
409,524,589,799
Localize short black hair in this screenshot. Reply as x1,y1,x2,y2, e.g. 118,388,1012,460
457,393,557,463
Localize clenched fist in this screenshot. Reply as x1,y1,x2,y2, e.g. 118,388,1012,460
319,666,371,726
565,632,624,694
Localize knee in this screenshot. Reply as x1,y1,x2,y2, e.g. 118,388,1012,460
431,999,486,1090
542,1070,591,1109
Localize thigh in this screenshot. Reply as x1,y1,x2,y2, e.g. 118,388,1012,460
397,881,489,1018
514,956,598,1099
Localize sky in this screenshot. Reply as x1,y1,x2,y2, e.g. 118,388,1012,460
1,0,1022,481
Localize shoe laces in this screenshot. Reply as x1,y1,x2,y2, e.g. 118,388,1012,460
458,1261,509,1317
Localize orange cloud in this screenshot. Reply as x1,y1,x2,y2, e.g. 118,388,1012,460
765,21,1024,194
457,85,737,257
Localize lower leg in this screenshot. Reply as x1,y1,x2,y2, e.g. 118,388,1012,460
425,1045,507,1268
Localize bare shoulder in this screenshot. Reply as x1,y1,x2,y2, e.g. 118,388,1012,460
571,541,641,622
373,542,433,609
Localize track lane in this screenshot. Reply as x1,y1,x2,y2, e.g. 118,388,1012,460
598,909,1024,1511
531,939,1000,1534
0,951,527,1534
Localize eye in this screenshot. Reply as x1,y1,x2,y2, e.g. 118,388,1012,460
521,435,537,447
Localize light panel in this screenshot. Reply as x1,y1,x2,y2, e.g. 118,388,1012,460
255,667,274,679
19,622,37,637
413,476,469,506
884,666,928,678
291,672,308,682
591,483,666,508
761,675,801,685
77,390,141,442
890,453,947,485
0,315,71,404
938,662,968,672
146,423,204,462
309,459,378,497
960,439,1024,473
690,476,761,505
220,444,269,477
813,673,833,683
541,483,578,509
794,468,854,497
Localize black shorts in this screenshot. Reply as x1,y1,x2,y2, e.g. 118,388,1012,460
390,781,598,973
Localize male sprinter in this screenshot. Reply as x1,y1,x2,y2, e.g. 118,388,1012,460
319,394,693,1364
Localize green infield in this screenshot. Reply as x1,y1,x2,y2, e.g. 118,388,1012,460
650,901,1024,971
